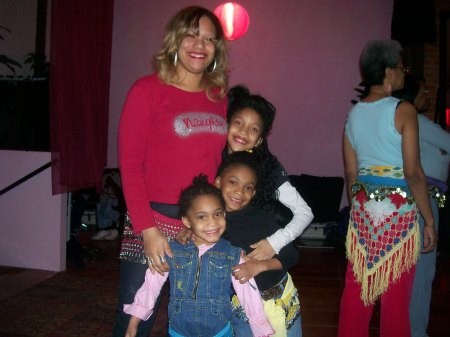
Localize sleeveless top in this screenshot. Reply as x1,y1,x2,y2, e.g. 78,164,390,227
345,96,403,169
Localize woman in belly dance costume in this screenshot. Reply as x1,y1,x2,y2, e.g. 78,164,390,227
338,40,436,337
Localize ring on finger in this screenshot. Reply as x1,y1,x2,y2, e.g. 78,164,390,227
159,255,166,264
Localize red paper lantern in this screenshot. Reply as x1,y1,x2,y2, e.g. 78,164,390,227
446,108,450,128
214,2,250,41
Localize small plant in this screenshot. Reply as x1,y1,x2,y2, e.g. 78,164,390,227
24,52,49,77
0,25,22,76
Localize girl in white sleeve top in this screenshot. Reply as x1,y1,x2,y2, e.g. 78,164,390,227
224,85,314,259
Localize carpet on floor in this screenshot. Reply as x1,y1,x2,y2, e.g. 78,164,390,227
0,272,169,337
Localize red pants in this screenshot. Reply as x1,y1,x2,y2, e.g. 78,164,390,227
338,262,415,337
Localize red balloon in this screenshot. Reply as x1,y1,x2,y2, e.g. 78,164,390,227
214,2,250,41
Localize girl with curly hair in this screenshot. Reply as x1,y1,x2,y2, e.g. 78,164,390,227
224,85,313,260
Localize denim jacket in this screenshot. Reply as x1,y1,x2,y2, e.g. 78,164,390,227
167,238,241,336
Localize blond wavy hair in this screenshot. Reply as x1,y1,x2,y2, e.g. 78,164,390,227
154,6,229,101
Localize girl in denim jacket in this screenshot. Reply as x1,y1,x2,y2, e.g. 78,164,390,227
124,175,273,337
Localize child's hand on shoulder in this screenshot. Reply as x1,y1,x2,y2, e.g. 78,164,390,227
175,228,195,244
248,239,276,260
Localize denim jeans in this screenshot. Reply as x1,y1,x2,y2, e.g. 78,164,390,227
111,260,162,337
410,197,439,337
231,311,302,337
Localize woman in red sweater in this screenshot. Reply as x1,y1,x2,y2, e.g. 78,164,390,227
112,6,229,337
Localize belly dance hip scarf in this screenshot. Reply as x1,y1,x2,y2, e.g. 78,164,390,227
119,209,184,264
346,166,421,305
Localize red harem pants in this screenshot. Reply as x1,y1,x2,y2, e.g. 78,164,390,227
338,262,415,337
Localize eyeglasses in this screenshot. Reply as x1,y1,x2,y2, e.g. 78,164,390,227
393,66,410,74
402,66,411,74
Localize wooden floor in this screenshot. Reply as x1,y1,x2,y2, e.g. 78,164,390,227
295,245,449,337
1,233,449,337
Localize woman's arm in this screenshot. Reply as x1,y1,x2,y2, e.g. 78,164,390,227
396,102,436,252
119,80,155,234
343,133,358,203
119,79,172,274
418,115,450,153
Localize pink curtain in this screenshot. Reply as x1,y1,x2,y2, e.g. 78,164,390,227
49,0,114,194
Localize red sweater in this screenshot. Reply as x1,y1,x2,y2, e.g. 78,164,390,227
118,75,227,233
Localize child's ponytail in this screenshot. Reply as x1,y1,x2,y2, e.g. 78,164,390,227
178,174,225,217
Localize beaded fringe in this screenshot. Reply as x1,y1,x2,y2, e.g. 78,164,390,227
346,221,420,306
119,212,183,264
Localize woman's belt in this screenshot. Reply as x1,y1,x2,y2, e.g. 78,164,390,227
352,175,414,205
260,274,288,301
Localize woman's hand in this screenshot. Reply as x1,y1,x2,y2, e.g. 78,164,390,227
175,227,194,245
422,222,437,253
142,227,172,275
247,239,276,260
